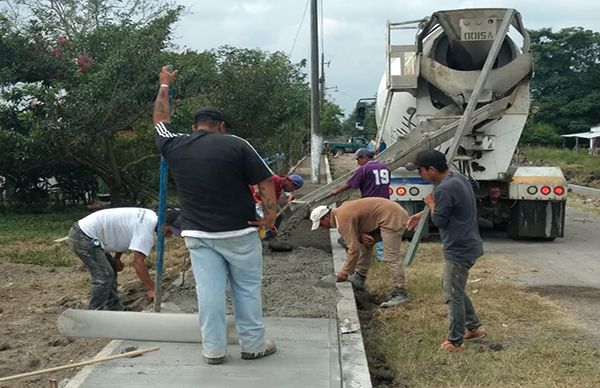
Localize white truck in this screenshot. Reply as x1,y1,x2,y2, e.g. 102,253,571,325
294,8,566,241
373,8,566,240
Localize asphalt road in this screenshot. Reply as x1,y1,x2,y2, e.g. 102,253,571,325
482,205,600,338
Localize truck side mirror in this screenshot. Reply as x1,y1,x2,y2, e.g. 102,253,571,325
355,106,366,131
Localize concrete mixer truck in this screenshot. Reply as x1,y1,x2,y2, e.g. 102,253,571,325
295,8,566,241
373,8,566,240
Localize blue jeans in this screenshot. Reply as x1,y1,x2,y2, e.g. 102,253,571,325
185,232,265,358
443,259,481,345
376,241,384,262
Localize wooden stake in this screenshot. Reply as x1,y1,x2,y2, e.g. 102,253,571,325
0,347,159,383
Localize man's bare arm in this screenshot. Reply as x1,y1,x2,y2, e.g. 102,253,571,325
131,251,155,299
153,66,177,125
251,176,276,228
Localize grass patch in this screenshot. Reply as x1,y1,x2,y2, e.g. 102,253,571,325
0,209,87,244
2,245,77,267
364,243,600,387
0,209,87,266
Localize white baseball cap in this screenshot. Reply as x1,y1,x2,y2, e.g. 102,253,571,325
310,205,330,230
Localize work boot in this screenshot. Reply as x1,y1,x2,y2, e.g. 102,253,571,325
440,340,465,352
241,339,277,360
464,326,486,340
203,354,227,365
380,288,410,308
348,272,366,290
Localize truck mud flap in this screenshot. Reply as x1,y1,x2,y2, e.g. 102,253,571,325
508,200,565,240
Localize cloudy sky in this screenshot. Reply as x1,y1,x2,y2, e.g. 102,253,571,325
172,0,600,116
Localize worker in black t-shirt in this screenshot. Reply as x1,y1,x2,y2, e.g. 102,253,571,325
153,66,278,365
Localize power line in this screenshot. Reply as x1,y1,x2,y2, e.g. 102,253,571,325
289,0,310,57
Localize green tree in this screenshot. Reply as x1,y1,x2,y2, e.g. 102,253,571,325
0,1,334,207
0,2,186,204
320,100,344,138
527,27,600,136
520,122,562,147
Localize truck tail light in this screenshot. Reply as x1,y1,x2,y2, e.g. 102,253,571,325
554,186,565,196
540,186,551,195
527,186,538,195
396,187,407,196
388,187,393,196
409,187,420,196
489,187,502,199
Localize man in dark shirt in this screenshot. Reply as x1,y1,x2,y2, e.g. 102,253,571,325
153,66,277,364
406,150,486,352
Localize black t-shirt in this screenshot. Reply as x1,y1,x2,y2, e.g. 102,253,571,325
155,122,272,233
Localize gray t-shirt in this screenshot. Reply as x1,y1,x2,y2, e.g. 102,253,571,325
431,172,484,261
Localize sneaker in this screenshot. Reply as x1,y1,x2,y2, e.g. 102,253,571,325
380,288,410,308
464,326,486,340
241,339,277,360
440,340,465,352
203,354,227,365
348,273,366,290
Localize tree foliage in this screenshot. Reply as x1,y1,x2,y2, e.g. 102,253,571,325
523,27,600,144
0,0,343,207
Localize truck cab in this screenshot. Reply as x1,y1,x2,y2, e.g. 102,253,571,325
324,136,369,156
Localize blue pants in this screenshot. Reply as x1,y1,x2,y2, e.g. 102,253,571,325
185,232,266,358
376,241,384,262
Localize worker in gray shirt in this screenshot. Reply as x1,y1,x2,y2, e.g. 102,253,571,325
406,150,486,352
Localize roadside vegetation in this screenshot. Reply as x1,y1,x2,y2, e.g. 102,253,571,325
0,209,86,267
0,209,185,271
522,147,600,188
365,245,600,387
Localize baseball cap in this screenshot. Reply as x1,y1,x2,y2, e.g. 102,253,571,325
355,148,373,159
310,205,330,231
405,149,448,171
287,174,304,189
194,106,230,127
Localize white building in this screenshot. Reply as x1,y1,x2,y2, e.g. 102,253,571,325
561,125,600,154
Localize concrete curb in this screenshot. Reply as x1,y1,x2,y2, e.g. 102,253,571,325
332,229,372,388
325,154,372,388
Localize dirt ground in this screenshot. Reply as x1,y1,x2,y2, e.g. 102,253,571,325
0,182,335,388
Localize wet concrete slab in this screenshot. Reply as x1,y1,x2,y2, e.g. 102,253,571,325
66,318,340,388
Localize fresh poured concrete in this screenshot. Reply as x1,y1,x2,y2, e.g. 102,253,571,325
66,318,341,388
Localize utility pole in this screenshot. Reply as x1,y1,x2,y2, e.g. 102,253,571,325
310,0,322,183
